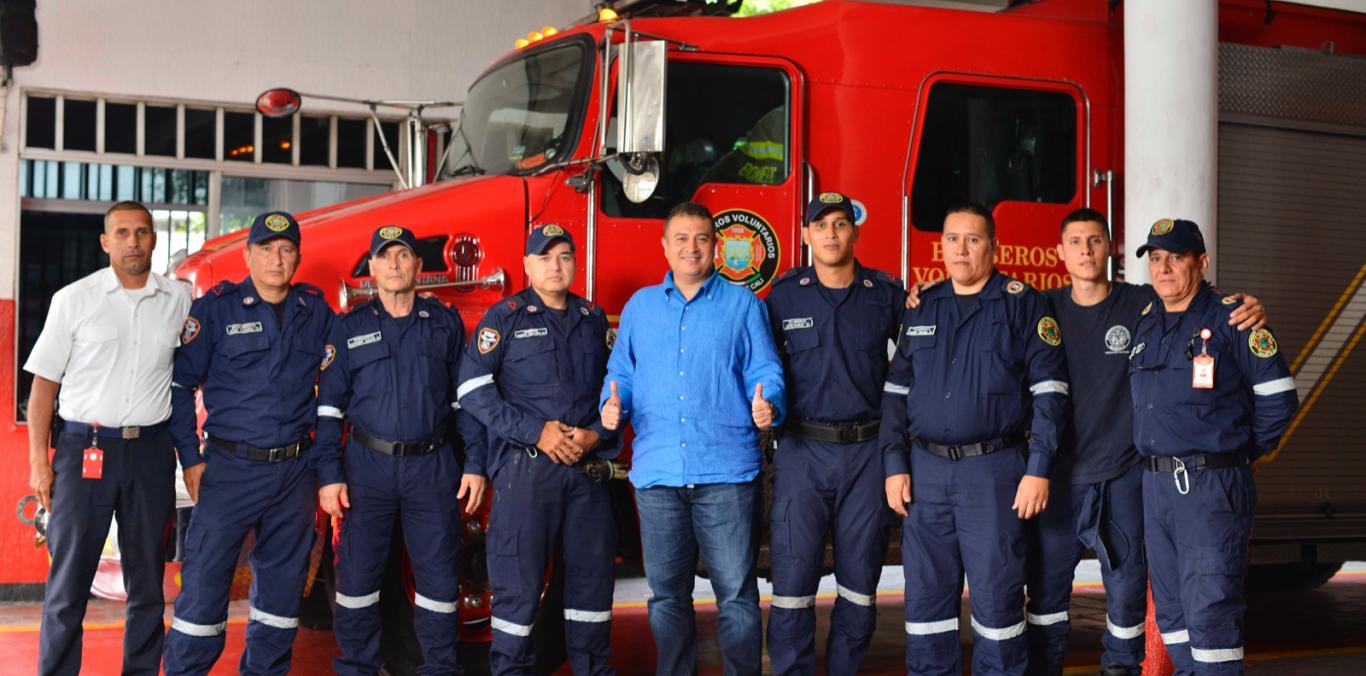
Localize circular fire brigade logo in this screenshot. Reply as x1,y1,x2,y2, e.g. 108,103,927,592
1248,328,1278,359
1037,316,1062,347
1104,325,1131,354
264,214,291,232
712,209,780,292
1151,218,1174,235
378,225,403,240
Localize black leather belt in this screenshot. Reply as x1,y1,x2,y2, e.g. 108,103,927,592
787,419,880,444
350,425,441,457
206,434,308,463
1144,453,1247,473
64,421,167,440
919,431,1028,461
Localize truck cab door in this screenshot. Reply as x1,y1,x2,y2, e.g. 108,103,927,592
593,54,805,310
902,75,1091,289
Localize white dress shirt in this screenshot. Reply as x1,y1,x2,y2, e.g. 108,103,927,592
24,267,192,427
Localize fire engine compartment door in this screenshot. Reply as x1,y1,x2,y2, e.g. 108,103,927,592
902,74,1088,289
595,53,805,308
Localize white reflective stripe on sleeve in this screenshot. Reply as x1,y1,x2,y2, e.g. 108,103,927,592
1162,629,1190,645
335,590,381,609
971,616,1026,641
491,616,533,636
835,583,875,607
456,374,495,400
1253,376,1295,396
883,382,910,396
1191,646,1244,663
904,618,959,635
414,593,457,614
1106,615,1145,640
317,405,343,419
770,594,816,609
170,617,227,637
1026,610,1069,626
564,608,612,623
248,606,299,629
1029,380,1070,396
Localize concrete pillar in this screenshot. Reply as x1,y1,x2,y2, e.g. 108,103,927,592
1123,0,1219,284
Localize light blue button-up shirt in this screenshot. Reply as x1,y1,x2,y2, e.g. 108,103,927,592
602,271,785,488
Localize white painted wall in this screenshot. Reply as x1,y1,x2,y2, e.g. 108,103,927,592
0,0,594,298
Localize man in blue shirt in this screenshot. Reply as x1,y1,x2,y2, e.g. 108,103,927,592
600,201,785,676
164,211,335,675
881,202,1068,676
763,192,903,676
1129,218,1296,675
315,225,486,676
458,224,619,675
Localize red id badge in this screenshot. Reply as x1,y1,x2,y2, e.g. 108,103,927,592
82,446,104,479
1192,354,1215,389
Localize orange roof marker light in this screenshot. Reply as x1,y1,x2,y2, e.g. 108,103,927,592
598,7,618,22
514,37,530,48
541,25,558,37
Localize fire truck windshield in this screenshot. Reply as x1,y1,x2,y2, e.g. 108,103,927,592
445,37,594,177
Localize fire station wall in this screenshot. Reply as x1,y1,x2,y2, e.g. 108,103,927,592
0,0,592,589
0,0,594,300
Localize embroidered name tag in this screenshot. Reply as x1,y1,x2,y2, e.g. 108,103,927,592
347,331,382,349
906,325,936,336
514,328,549,339
782,317,814,331
226,322,263,336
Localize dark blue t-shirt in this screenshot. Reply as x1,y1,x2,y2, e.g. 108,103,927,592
1045,282,1153,484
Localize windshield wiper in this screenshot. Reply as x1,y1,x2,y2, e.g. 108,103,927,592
449,164,487,177
445,114,486,178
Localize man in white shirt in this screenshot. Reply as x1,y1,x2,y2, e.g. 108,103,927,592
25,201,191,676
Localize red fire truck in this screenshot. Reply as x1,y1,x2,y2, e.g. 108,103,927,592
9,0,1363,671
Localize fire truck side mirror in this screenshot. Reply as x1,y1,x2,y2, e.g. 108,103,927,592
616,39,666,155
256,88,302,118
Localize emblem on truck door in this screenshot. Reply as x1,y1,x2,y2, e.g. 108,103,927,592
712,209,781,293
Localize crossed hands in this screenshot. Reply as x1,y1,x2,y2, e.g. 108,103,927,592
537,420,600,465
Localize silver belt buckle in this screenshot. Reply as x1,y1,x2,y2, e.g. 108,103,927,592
122,426,141,440
1172,457,1190,495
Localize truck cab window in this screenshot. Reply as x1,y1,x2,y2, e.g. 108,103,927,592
911,83,1077,232
602,62,790,219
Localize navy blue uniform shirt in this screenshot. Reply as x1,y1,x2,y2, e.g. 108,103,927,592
457,288,618,476
171,278,335,468
313,295,485,487
1046,282,1152,484
880,272,1069,478
764,262,904,423
1129,283,1297,459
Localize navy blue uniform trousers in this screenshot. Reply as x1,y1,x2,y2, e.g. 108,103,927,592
332,439,463,676
487,450,615,676
40,428,175,676
163,441,316,676
1025,463,1147,674
767,434,887,676
1145,464,1255,675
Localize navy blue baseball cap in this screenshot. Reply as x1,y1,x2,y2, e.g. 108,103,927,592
369,225,419,258
525,224,575,255
1136,218,1206,258
805,192,855,224
247,211,301,246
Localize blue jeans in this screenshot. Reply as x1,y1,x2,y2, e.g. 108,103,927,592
635,480,761,676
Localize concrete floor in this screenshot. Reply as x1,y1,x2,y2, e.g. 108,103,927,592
1,563,1362,674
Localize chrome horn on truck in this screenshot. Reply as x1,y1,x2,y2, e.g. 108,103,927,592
339,267,506,310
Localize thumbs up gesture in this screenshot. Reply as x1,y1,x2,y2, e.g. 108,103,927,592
751,383,774,430
601,381,623,431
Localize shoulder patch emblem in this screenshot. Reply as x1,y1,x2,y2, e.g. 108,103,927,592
605,327,617,350
321,344,337,371
1222,296,1238,305
1151,218,1174,235
1248,328,1278,358
478,327,501,354
181,317,201,345
1037,316,1062,347
1141,301,1153,316
1006,280,1026,295
264,213,291,232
